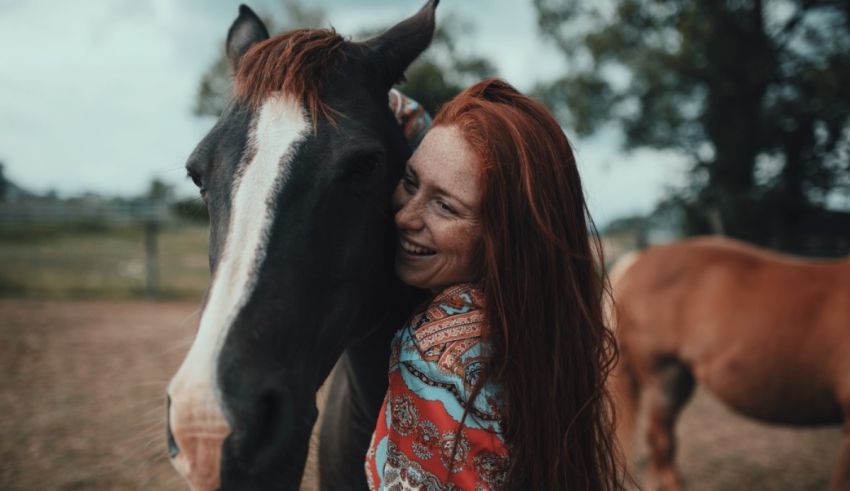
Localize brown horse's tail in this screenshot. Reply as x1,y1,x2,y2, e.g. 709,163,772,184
606,252,642,467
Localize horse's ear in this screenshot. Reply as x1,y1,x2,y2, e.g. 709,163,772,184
226,5,270,72
361,0,439,89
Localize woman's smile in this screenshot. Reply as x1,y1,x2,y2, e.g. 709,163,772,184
399,237,436,256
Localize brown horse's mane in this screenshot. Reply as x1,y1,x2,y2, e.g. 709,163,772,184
234,28,346,121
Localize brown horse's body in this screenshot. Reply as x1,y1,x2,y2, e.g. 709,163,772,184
610,236,850,490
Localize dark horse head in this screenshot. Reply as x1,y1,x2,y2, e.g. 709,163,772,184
166,2,437,489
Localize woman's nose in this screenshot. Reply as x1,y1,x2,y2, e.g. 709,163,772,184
394,195,424,231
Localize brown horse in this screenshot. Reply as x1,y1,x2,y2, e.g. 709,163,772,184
609,236,850,490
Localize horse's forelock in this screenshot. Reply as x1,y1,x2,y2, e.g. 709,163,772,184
234,28,347,124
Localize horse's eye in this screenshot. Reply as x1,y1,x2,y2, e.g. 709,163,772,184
187,169,203,189
352,158,378,176
340,153,382,180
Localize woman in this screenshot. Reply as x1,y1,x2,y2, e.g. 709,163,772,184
367,79,624,490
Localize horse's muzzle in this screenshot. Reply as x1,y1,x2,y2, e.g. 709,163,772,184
167,377,230,491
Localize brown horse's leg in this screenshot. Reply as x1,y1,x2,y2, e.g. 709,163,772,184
611,346,641,462
830,422,850,490
644,358,695,491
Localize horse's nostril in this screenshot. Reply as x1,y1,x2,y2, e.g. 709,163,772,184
166,395,180,458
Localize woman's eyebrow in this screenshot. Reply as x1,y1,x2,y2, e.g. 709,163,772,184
407,160,475,212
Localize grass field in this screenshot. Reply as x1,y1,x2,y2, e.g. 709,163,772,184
0,221,209,300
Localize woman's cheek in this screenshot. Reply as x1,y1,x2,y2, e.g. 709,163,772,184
445,222,480,256
461,225,483,266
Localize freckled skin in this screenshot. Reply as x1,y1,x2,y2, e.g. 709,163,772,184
393,125,483,292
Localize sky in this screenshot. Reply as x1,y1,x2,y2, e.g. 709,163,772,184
0,0,688,226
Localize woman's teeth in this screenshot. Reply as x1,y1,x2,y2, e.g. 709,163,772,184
400,238,435,256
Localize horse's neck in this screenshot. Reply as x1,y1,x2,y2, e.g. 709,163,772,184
345,281,423,415
316,282,421,490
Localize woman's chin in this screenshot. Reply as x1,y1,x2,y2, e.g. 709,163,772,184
394,260,432,291
395,269,425,290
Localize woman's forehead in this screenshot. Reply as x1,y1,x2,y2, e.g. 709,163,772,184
409,125,482,205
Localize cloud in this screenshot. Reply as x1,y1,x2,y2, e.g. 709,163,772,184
0,0,219,196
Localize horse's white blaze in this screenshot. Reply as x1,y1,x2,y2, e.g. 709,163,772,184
169,94,307,449
179,95,307,391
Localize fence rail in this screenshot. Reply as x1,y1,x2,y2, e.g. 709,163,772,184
0,201,170,224
0,200,174,298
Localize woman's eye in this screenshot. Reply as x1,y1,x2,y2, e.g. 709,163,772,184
402,175,416,192
437,200,455,214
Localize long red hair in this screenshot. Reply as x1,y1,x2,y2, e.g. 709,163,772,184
432,79,625,490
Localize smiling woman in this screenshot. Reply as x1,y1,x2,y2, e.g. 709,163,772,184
394,125,484,292
366,79,628,490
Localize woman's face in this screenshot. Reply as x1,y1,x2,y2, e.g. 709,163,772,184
392,125,484,292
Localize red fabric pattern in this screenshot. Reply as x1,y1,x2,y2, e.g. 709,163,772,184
365,284,509,490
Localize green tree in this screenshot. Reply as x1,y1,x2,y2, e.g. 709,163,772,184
0,162,7,201
534,0,850,250
146,178,175,203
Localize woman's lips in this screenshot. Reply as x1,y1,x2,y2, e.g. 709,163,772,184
399,237,436,256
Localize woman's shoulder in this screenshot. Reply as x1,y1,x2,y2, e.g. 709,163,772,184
398,284,486,372
391,283,503,422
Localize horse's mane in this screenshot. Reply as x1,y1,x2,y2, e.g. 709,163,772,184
234,28,346,121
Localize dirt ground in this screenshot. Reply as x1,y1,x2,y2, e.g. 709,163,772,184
0,300,198,490
0,300,843,490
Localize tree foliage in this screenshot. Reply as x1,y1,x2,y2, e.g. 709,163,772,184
534,0,850,251
0,161,7,202
146,178,175,202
